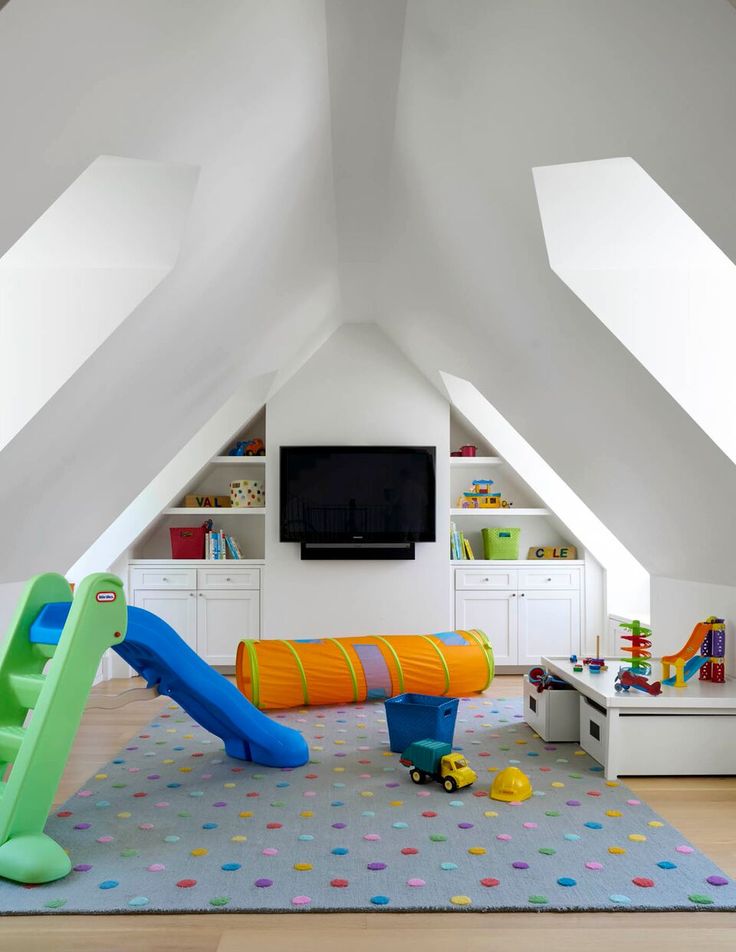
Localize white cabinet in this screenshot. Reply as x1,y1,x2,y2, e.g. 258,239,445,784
196,589,260,665
454,563,583,666
132,588,198,651
454,590,517,665
517,589,581,665
130,561,261,665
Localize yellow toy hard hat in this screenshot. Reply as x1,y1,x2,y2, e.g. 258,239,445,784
490,766,533,803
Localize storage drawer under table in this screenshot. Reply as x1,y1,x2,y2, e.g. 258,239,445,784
579,695,609,766
196,567,260,590
129,568,197,590
524,677,580,742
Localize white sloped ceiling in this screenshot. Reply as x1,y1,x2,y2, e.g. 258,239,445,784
2,0,736,593
370,0,736,586
0,0,340,581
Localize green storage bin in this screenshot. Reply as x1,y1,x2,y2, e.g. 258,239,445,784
482,527,520,559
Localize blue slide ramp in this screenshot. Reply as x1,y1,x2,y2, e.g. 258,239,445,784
115,606,309,768
34,602,308,769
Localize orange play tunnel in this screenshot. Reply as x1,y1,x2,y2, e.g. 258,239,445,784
236,630,494,709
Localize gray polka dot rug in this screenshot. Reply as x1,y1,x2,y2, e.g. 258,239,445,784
1,694,734,914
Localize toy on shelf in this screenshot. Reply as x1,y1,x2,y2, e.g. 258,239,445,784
614,666,662,696
400,738,477,792
661,616,725,688
228,438,265,456
490,766,532,802
456,477,511,509
457,479,512,509
620,619,653,673
528,665,572,693
230,478,264,508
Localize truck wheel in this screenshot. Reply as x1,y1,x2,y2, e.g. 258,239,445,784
443,777,457,793
410,769,423,784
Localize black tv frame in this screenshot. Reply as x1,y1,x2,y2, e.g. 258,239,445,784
279,445,436,560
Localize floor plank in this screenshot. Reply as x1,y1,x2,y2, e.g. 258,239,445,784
1,674,734,952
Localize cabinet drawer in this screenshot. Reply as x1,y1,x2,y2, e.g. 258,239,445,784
518,568,581,590
130,568,197,590
197,568,260,590
455,568,519,590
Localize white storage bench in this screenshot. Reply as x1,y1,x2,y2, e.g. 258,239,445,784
543,656,736,779
523,676,580,742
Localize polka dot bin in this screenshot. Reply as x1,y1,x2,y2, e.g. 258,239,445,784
1,695,733,913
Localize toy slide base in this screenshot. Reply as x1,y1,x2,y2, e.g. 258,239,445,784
0,832,72,884
662,655,710,687
115,606,309,769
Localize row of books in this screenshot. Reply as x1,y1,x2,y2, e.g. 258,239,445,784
207,530,244,560
450,521,475,560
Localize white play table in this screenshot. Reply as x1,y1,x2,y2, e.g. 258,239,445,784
541,657,736,780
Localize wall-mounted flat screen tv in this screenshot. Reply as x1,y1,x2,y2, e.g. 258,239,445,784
279,446,436,544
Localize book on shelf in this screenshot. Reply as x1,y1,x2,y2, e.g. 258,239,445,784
463,537,475,560
225,535,242,559
450,522,465,560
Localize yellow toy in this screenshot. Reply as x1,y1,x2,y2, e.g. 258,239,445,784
490,766,533,802
400,739,477,792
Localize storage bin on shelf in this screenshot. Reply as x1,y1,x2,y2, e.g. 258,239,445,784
482,526,520,559
384,693,459,753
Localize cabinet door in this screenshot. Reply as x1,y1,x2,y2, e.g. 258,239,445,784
454,591,517,665
517,590,581,665
132,589,197,652
196,590,260,665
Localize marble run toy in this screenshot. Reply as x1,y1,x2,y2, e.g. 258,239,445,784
661,617,725,688
620,619,653,673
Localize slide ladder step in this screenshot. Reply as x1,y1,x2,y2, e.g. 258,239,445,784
8,672,46,710
0,726,27,765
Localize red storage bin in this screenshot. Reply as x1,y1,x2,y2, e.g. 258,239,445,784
169,525,207,559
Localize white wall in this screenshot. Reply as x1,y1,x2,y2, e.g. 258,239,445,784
263,323,450,637
651,576,736,676
0,580,26,647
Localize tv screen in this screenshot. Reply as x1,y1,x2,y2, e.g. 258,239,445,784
279,446,436,544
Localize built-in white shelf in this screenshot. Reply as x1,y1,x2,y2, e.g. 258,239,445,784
450,507,549,517
164,507,265,515
210,456,267,464
450,456,502,466
129,558,266,565
450,559,584,566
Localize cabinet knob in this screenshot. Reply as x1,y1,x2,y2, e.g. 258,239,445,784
162,577,168,582
546,577,552,582
520,592,526,597
511,592,516,597
481,577,489,582
189,592,194,597
226,577,231,582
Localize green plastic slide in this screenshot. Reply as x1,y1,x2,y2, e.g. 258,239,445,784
0,572,127,884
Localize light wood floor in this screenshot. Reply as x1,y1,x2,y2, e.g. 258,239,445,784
2,675,735,952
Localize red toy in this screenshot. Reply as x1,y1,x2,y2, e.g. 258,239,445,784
614,666,662,696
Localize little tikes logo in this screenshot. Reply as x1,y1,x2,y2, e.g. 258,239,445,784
96,591,117,603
